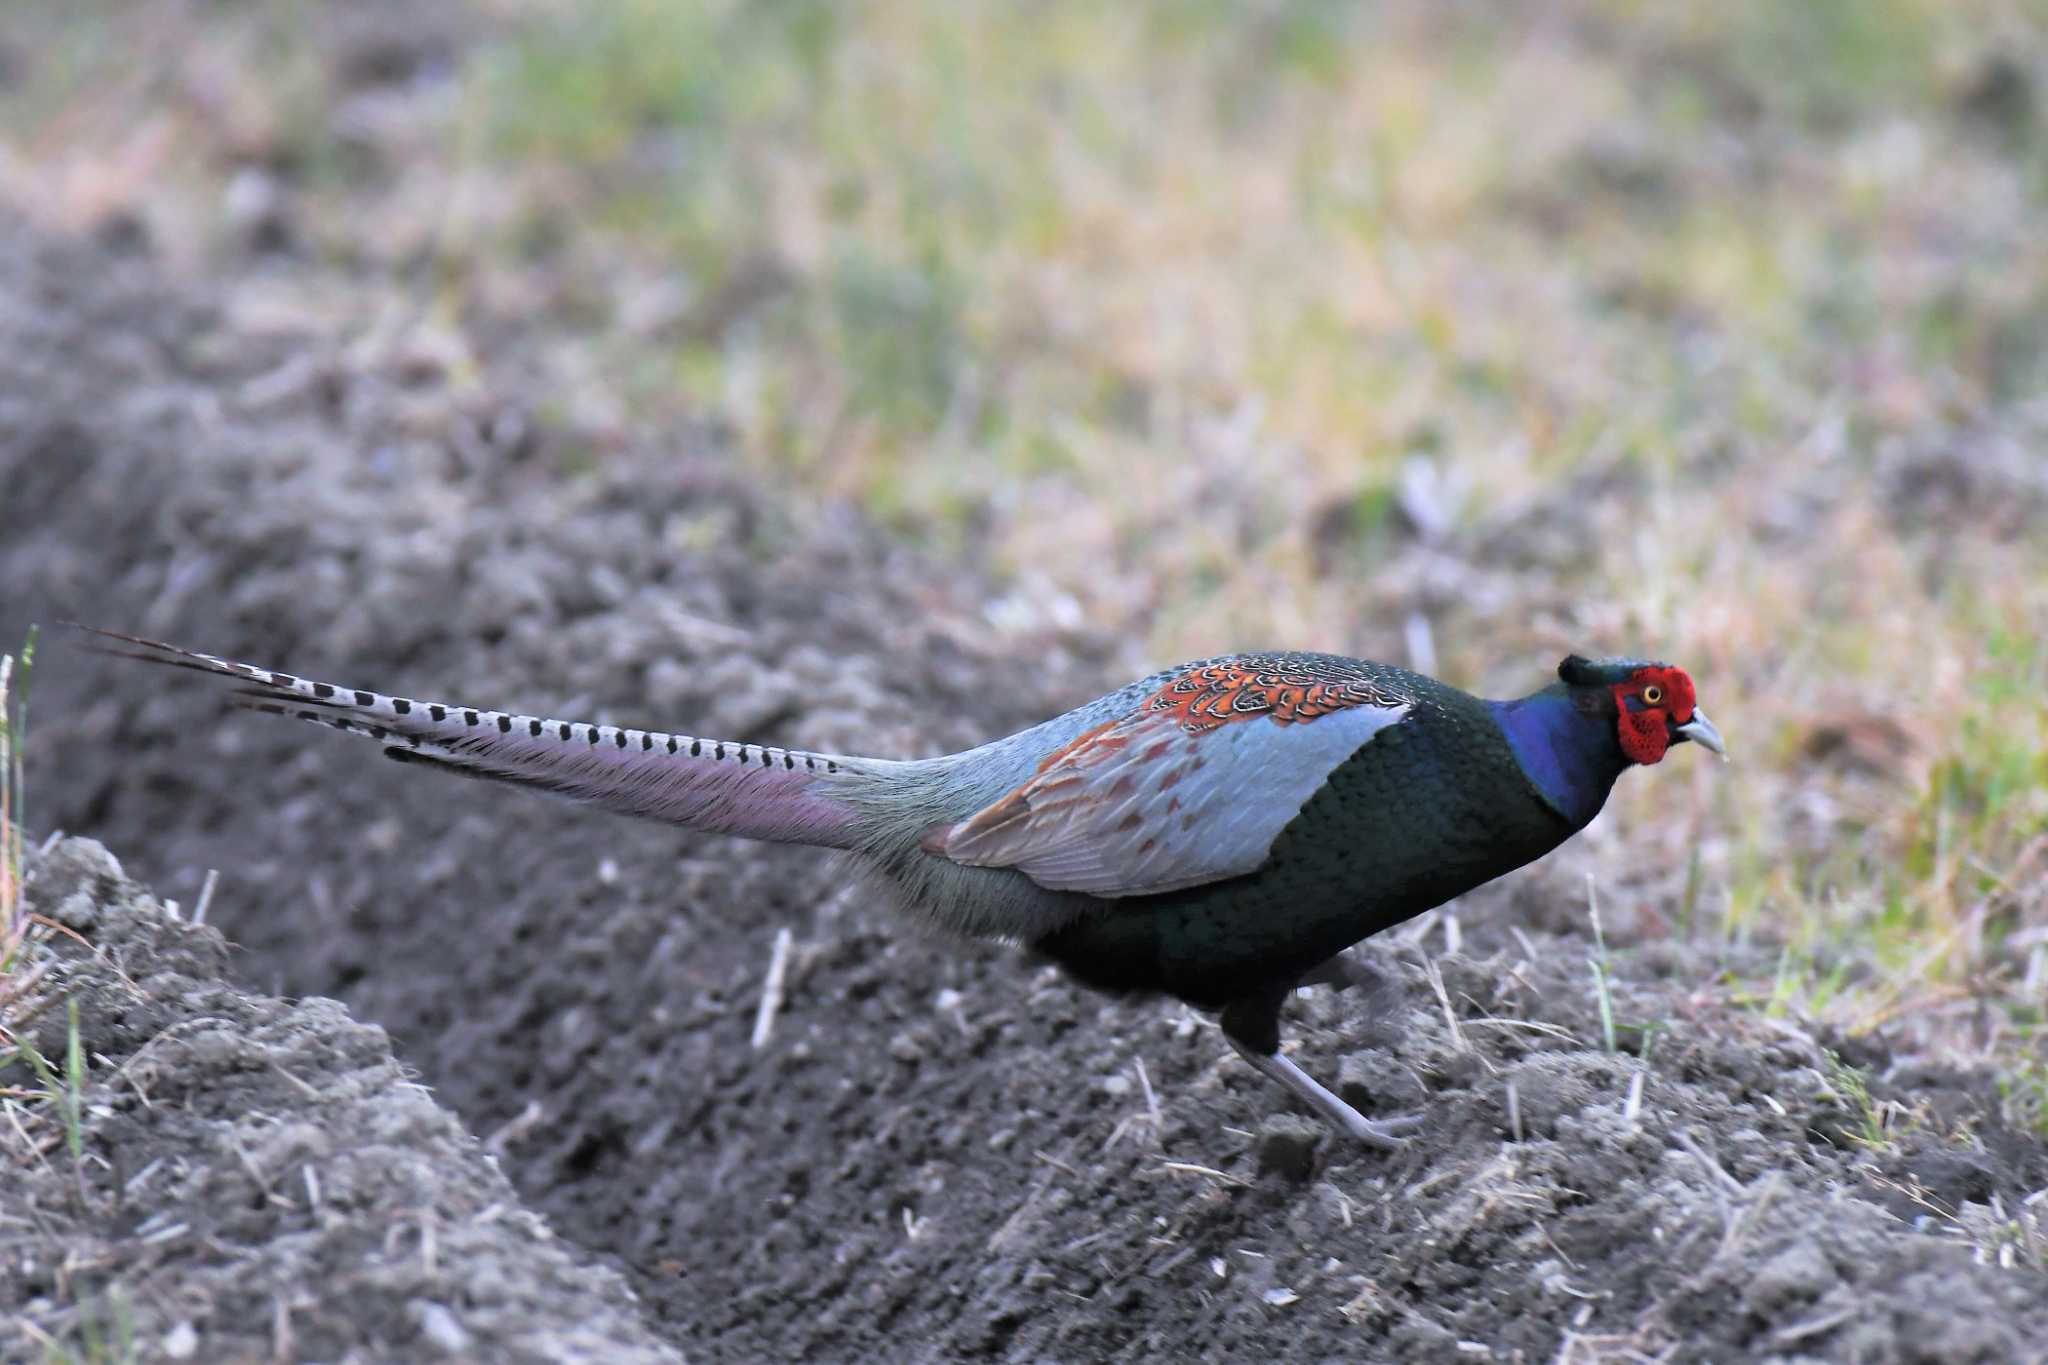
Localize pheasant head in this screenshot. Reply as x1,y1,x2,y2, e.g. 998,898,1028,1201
1558,654,1727,765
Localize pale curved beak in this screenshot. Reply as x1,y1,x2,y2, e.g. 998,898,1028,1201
1675,708,1728,760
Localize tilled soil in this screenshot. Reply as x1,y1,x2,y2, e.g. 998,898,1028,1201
6,216,2048,1363
7,838,684,1365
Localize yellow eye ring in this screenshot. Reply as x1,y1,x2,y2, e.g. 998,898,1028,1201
1642,685,1664,705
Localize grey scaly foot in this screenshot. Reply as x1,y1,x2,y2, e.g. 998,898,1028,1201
1219,984,1420,1148
1224,1035,1422,1149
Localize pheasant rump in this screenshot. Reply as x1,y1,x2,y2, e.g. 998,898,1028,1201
91,631,1724,1146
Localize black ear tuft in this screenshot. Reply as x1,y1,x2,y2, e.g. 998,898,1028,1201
1559,653,1663,687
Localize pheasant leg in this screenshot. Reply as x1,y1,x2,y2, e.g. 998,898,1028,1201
1299,950,1388,995
1219,985,1421,1149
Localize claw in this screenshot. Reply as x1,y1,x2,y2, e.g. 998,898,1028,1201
1335,1108,1423,1149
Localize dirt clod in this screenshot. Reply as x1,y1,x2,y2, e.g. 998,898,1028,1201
1253,1114,1322,1180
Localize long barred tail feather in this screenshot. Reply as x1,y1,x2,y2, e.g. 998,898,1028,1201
81,627,865,849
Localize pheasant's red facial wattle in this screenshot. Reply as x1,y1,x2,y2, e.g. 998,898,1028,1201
1612,665,1697,765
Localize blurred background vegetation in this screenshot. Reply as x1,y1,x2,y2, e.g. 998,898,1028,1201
3,1,2044,1114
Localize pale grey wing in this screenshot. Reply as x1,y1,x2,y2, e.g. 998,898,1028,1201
932,701,1410,896
84,629,863,848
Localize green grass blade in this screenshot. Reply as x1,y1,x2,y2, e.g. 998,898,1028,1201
63,998,83,1162
11,624,34,860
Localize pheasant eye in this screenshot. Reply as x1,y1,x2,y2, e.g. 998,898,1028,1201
1641,685,1664,705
